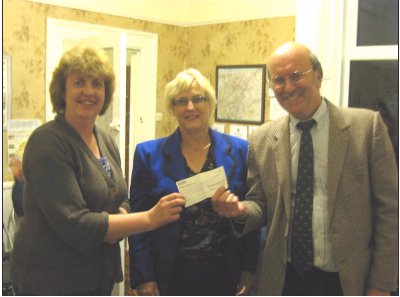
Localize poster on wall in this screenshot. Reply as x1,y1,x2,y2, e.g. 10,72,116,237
3,55,12,130
8,119,42,160
268,86,287,120
269,97,288,120
229,124,248,140
212,122,225,133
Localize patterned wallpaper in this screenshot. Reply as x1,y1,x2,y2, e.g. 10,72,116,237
4,0,294,136
3,0,294,180
3,0,188,137
185,18,295,134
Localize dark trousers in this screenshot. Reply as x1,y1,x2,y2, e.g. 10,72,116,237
68,287,113,296
168,257,236,296
283,263,343,296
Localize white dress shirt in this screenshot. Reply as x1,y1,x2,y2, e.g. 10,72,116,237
288,99,337,272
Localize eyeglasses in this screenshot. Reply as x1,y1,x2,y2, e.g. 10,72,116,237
270,69,313,87
172,95,208,107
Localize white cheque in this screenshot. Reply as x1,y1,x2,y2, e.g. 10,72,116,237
176,166,228,207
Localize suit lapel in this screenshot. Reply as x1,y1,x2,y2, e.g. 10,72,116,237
212,130,237,180
162,129,188,181
326,102,350,224
272,116,292,220
162,129,236,182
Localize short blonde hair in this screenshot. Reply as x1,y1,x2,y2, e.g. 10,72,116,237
164,68,216,117
49,46,115,115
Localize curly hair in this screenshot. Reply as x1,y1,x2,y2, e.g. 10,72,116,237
49,46,115,115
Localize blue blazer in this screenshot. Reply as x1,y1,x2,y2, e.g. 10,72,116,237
128,128,260,294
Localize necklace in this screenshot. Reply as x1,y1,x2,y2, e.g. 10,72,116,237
183,142,211,151
202,142,211,150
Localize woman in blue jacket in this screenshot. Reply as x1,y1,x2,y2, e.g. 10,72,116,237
129,68,260,295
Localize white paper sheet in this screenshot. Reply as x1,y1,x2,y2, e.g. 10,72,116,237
269,97,288,120
230,124,248,140
176,166,228,207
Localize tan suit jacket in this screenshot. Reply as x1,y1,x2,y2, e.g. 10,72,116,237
241,100,398,295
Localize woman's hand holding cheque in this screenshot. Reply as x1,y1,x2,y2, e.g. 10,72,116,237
148,193,186,228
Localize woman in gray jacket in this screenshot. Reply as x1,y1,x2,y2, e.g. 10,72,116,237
11,46,185,295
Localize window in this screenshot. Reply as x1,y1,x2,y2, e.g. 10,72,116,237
348,60,398,161
343,0,398,163
357,0,398,46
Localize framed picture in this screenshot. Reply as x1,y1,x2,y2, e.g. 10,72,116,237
215,65,266,124
3,55,12,130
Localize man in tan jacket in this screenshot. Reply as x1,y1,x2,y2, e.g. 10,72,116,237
212,42,398,295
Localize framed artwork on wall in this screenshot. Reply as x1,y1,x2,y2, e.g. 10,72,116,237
3,55,12,130
215,65,266,124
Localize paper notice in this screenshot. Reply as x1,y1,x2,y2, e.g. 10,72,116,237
176,166,228,207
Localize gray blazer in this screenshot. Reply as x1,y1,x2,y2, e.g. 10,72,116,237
240,100,398,295
11,115,130,295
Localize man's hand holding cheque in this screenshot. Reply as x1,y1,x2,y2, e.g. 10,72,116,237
211,186,248,220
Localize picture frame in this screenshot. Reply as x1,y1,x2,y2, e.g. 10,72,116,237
215,65,266,124
3,55,12,130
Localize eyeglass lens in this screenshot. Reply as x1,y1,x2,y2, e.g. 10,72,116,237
272,69,312,86
174,95,207,106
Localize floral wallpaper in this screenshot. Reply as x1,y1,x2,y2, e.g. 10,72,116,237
3,0,188,136
185,18,295,133
3,0,294,179
2,0,182,180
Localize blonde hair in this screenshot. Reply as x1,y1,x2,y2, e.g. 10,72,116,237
164,68,216,119
49,46,115,115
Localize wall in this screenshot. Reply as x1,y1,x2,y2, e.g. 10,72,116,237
3,0,186,131
3,0,295,179
183,18,295,133
3,0,186,180
26,0,296,26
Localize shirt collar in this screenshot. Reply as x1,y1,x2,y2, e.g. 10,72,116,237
289,98,328,130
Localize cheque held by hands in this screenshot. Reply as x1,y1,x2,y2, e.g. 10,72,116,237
176,166,228,207
176,166,247,219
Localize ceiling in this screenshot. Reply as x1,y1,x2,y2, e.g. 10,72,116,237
27,0,296,26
